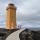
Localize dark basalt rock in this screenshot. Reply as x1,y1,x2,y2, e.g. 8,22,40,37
19,29,33,40
19,29,40,40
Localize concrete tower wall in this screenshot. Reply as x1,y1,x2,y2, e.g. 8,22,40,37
6,3,16,29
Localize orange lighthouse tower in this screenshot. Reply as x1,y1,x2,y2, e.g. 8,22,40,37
6,3,16,29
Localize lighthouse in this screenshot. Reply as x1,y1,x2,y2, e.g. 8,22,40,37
6,3,16,29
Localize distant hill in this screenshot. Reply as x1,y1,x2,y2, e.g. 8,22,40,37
0,28,19,33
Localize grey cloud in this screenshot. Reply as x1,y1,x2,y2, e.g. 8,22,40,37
0,0,40,28
16,0,40,27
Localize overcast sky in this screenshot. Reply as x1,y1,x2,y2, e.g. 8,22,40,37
0,0,40,28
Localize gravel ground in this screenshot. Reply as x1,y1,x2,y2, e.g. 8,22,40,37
6,29,25,40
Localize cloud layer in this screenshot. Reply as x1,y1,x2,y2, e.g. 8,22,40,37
0,0,40,28
16,0,40,28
